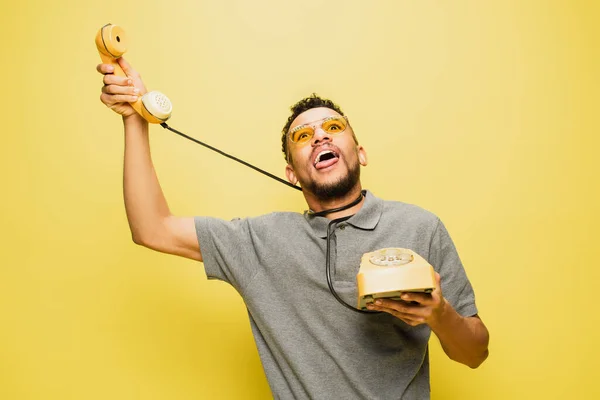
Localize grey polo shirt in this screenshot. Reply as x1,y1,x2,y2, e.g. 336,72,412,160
195,190,478,400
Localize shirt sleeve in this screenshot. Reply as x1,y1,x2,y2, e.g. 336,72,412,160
194,216,260,292
428,218,478,317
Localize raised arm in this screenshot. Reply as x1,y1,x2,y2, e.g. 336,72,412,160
97,58,202,262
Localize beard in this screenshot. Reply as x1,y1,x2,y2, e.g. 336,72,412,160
300,159,361,201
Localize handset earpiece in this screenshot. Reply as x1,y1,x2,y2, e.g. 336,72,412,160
95,23,172,124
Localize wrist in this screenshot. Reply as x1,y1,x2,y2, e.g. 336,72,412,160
122,113,148,131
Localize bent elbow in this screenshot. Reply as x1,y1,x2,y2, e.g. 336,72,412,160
131,232,148,246
467,349,489,369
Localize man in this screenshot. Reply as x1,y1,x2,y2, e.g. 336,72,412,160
97,58,489,399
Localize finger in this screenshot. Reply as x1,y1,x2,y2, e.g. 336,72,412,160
375,299,422,313
96,63,115,75
400,292,434,305
102,84,139,96
117,57,139,78
100,93,139,106
432,272,443,299
433,272,442,293
368,305,426,326
103,74,134,87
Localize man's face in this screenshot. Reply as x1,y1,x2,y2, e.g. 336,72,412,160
285,107,367,200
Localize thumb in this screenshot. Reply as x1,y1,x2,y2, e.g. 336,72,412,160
117,57,138,78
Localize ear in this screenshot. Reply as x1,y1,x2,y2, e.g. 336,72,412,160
358,146,368,166
285,164,298,185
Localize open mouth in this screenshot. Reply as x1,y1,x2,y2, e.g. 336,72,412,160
313,149,340,170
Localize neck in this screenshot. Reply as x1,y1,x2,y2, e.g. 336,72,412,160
304,186,365,220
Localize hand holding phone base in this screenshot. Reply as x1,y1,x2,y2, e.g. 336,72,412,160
357,248,436,310
95,23,172,124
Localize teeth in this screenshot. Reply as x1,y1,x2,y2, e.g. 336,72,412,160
315,150,335,165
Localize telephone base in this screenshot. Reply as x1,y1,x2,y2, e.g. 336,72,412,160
356,248,436,310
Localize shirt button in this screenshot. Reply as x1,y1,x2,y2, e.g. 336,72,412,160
339,224,346,230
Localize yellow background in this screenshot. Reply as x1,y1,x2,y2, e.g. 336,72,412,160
1,0,598,398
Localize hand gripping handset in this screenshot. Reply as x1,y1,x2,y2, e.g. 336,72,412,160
95,23,172,124
356,248,436,310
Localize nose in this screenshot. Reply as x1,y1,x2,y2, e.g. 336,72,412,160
311,126,331,147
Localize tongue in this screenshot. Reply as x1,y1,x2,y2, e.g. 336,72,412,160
315,157,339,170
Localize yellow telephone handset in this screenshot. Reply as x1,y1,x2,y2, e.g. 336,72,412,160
95,23,172,124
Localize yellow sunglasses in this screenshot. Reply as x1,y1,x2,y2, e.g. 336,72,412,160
288,115,349,144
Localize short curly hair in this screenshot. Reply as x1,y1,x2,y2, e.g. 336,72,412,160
281,93,345,163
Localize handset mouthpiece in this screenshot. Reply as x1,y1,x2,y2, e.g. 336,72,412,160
141,91,172,122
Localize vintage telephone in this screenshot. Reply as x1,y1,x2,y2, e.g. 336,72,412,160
95,24,436,314
356,248,435,310
95,23,172,124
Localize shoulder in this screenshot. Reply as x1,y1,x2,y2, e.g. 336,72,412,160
195,212,306,249
378,196,440,228
198,211,302,226
228,211,306,233
245,211,304,225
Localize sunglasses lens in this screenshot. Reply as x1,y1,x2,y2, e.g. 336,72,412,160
290,127,314,144
322,116,347,134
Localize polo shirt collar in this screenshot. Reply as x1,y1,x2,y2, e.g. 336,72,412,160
303,190,384,238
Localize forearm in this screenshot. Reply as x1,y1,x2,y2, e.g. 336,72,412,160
428,300,489,368
122,115,171,244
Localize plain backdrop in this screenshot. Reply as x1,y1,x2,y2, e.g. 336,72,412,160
1,1,598,399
